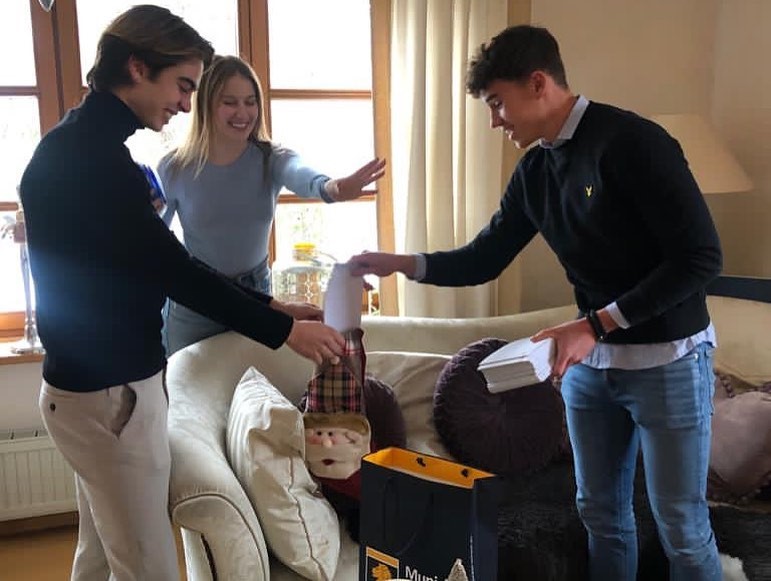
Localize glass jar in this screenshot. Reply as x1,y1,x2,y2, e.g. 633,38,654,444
271,242,332,305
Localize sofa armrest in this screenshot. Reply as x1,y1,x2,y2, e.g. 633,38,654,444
168,423,271,580
171,493,270,580
166,336,288,581
178,528,214,581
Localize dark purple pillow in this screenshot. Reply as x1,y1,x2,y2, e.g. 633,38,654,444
433,338,566,477
363,375,407,450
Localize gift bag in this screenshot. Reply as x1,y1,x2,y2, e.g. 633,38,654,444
359,447,500,581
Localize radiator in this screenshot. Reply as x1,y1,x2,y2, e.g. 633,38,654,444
0,428,76,521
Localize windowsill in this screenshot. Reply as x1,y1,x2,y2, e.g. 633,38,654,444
0,338,44,366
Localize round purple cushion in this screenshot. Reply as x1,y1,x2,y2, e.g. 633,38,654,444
433,338,566,476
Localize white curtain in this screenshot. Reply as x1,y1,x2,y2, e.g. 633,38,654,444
390,0,508,318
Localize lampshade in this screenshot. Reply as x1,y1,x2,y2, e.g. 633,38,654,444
650,114,753,194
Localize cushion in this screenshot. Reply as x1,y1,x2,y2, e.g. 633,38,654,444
433,338,566,476
362,375,407,450
713,370,733,401
366,351,453,457
226,367,340,580
713,367,759,399
708,377,771,504
707,295,771,386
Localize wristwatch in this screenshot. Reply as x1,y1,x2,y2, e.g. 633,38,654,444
586,309,607,342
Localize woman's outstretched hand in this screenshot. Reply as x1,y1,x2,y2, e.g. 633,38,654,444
327,158,387,201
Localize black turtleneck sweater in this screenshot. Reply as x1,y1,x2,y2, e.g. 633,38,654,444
423,102,722,344
19,91,293,392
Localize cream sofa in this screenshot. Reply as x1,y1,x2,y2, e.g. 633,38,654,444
166,286,771,581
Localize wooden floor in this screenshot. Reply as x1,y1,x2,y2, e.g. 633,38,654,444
0,515,188,580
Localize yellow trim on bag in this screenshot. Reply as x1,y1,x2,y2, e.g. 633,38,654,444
365,546,399,568
363,447,495,488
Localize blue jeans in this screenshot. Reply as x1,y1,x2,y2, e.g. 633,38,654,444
561,343,721,581
162,263,271,356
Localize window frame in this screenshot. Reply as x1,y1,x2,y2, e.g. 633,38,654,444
245,0,396,314
0,0,69,337
0,0,396,338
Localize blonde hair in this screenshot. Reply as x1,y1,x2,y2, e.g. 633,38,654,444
168,55,271,177
87,5,213,92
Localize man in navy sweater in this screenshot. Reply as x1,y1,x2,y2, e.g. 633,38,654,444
20,6,344,580
350,25,722,581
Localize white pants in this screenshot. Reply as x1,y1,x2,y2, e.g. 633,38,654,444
39,371,179,581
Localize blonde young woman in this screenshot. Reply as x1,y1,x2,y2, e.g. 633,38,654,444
158,55,385,355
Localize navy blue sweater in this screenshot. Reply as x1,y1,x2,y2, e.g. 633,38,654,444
20,91,293,391
423,102,722,344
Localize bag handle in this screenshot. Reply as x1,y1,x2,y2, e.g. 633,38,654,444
366,448,493,488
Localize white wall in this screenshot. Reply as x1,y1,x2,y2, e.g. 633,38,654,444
708,0,771,277
0,361,44,430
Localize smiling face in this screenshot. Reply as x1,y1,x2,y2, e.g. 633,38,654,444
119,57,203,132
212,73,260,144
481,76,547,149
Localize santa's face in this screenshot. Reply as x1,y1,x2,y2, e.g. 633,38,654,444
305,426,370,479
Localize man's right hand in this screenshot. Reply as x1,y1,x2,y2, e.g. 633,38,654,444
347,252,416,278
285,320,345,365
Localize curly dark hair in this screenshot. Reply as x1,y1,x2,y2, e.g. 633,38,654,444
466,25,568,97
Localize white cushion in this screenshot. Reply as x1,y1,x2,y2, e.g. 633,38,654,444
707,295,771,386
226,366,340,580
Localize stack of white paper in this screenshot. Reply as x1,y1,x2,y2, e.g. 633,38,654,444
477,337,554,393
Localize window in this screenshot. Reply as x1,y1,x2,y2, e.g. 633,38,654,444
0,0,394,337
0,0,58,336
266,0,378,265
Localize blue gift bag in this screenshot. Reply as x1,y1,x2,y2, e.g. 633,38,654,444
359,447,500,581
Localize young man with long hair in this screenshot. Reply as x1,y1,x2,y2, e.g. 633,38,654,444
20,6,344,579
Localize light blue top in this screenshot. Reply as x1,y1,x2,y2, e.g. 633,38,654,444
157,143,331,277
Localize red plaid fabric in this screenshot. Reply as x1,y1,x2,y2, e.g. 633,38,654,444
305,328,366,414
